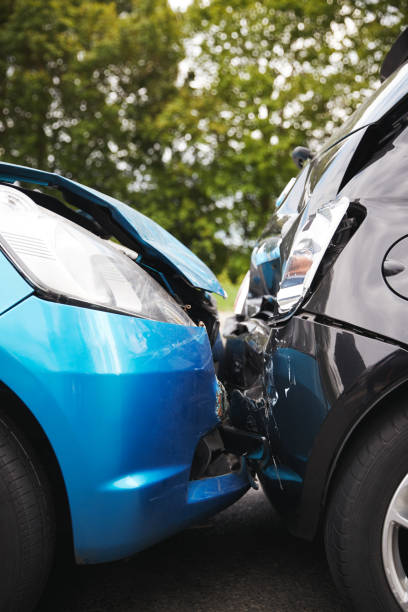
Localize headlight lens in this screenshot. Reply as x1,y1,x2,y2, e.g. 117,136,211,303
277,196,350,315
0,185,193,326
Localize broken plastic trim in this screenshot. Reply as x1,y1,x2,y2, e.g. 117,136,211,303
189,425,268,482
219,425,268,460
189,428,241,480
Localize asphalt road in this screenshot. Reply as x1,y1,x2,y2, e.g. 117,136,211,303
37,489,347,612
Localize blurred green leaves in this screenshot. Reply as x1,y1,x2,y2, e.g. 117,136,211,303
0,0,406,278
0,0,181,193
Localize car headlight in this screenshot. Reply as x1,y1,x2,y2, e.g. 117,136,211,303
0,185,193,326
277,196,350,315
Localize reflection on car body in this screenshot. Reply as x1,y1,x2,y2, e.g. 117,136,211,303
0,165,251,611
220,28,408,612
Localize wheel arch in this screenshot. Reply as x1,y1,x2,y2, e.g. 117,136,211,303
323,379,408,504
0,380,74,555
293,377,408,541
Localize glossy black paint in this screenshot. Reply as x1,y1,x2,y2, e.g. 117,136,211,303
383,238,408,298
223,311,408,538
221,59,408,540
306,123,408,344
260,315,408,538
381,27,408,81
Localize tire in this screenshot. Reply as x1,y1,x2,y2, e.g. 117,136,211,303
0,413,55,612
325,401,408,612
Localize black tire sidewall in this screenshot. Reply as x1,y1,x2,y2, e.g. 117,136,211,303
0,415,55,612
0,469,21,609
326,416,408,612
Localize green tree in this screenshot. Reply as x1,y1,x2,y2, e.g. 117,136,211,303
0,0,231,270
0,0,407,278
163,0,407,276
0,0,182,198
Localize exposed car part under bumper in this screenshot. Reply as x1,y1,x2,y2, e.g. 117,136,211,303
220,316,273,440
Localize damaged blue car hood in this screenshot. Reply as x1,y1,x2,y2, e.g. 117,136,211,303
0,162,226,298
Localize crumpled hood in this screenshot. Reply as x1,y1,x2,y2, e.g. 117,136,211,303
0,162,226,298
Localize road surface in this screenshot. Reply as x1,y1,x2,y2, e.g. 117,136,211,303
37,489,346,612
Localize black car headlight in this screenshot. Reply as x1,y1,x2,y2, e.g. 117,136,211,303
277,196,350,315
0,185,193,326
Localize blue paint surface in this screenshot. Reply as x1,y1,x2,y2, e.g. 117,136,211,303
269,347,329,480
0,288,248,563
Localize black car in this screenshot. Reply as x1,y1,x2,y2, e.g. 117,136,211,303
220,29,408,612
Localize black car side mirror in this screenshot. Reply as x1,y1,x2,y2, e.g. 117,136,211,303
292,146,312,168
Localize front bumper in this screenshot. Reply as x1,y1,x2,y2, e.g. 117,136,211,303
0,295,249,563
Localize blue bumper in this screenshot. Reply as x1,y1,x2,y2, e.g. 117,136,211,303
0,294,249,563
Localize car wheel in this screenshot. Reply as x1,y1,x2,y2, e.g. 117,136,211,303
325,402,408,611
0,413,55,612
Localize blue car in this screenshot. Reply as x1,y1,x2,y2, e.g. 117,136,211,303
0,162,250,612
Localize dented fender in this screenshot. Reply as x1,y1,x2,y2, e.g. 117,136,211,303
221,312,408,537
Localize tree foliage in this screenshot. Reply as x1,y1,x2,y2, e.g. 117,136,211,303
176,0,407,251
0,0,181,196
0,0,407,277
